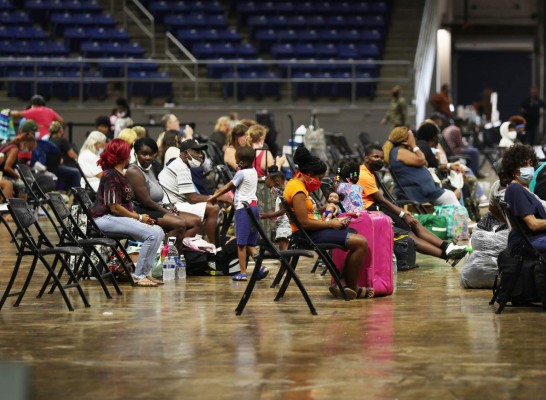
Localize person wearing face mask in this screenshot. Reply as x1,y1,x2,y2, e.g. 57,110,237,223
357,143,468,264
503,144,546,253
125,138,204,255
499,121,518,151
158,139,229,246
284,146,369,299
90,139,165,287
78,130,107,191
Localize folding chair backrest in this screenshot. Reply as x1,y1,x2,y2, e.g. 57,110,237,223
7,198,37,229
242,201,275,250
48,191,71,221
207,140,225,166
72,186,94,210
387,167,411,200
17,164,45,200
279,196,317,247
374,171,398,205
438,135,455,158
75,163,97,199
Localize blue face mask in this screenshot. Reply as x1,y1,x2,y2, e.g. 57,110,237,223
518,166,535,185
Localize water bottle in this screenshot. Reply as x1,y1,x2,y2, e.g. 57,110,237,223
177,252,187,280
167,237,179,281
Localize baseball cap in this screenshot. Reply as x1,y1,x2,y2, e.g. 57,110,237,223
180,139,208,152
20,119,38,134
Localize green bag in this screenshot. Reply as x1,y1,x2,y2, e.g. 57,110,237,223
414,213,448,240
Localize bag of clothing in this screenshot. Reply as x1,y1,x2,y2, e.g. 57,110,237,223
460,226,508,289
0,109,16,142
414,213,448,240
433,205,469,240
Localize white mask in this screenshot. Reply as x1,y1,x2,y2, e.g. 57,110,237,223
187,154,202,168
137,160,152,171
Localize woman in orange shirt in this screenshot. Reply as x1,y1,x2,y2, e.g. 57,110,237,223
284,146,371,299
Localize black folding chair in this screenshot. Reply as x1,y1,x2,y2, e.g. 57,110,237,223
75,163,97,202
0,199,90,311
388,168,431,214
16,164,60,236
235,201,315,315
46,192,122,298
276,196,350,301
71,187,136,286
491,201,546,313
438,135,472,163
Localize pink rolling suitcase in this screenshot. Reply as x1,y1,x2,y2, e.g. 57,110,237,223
332,212,395,296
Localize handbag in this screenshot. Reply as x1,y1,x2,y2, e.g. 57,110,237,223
414,213,448,240
158,181,178,214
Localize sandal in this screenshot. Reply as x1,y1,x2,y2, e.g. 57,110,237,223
256,266,269,281
146,276,164,285
356,287,375,299
328,285,358,300
232,273,248,282
134,277,158,287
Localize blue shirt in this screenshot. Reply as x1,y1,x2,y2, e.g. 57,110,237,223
505,182,546,253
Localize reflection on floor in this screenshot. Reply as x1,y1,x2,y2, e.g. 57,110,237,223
0,224,544,400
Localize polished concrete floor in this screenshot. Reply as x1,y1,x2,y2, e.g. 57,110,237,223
0,222,545,400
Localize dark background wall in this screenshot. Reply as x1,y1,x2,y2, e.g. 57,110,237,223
454,50,533,120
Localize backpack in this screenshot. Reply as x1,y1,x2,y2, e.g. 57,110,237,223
214,237,240,276
393,234,417,271
490,248,542,313
433,205,469,240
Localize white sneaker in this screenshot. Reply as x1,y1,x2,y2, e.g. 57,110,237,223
446,242,467,259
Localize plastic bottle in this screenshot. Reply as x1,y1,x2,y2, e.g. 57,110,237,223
177,252,187,280
167,237,179,281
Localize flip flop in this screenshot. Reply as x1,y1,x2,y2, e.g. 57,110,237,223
356,287,375,299
328,285,357,300
257,266,269,281
134,277,158,287
232,273,248,282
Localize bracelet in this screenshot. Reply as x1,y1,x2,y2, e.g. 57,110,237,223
398,210,405,218
138,214,142,221
412,146,420,153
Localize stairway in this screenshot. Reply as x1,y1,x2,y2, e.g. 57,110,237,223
375,0,425,102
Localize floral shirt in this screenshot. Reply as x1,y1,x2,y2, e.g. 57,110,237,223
90,168,134,218
337,182,365,213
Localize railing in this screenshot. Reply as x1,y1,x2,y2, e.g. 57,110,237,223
122,0,155,56
0,57,413,105
413,0,440,124
165,32,198,99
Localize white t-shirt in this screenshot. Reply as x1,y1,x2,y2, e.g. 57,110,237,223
78,149,102,191
232,168,258,209
164,146,181,166
158,156,196,204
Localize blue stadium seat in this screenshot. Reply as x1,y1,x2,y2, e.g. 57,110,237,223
271,43,294,59
0,10,30,25
0,0,14,10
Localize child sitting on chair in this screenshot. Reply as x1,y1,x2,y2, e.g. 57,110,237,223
209,145,269,282
322,192,342,221
336,161,366,214
261,166,291,251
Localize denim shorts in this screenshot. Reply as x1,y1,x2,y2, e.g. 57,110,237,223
294,228,351,248
235,206,259,246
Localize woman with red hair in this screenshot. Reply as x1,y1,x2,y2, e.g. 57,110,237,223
90,139,165,287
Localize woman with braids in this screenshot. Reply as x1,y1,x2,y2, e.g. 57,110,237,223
383,126,459,206
502,143,546,253
125,137,203,255
284,146,371,299
90,139,165,287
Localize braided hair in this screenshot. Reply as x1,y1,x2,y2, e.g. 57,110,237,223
293,146,327,175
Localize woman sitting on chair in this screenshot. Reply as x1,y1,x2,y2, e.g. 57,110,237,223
90,139,165,287
125,137,203,254
284,146,370,299
383,126,459,206
502,144,546,253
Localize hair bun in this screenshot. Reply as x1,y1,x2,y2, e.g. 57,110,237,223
267,165,279,173
293,145,312,165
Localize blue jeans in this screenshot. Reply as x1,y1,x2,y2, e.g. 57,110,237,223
55,165,81,188
463,146,481,176
95,214,165,278
531,236,546,253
